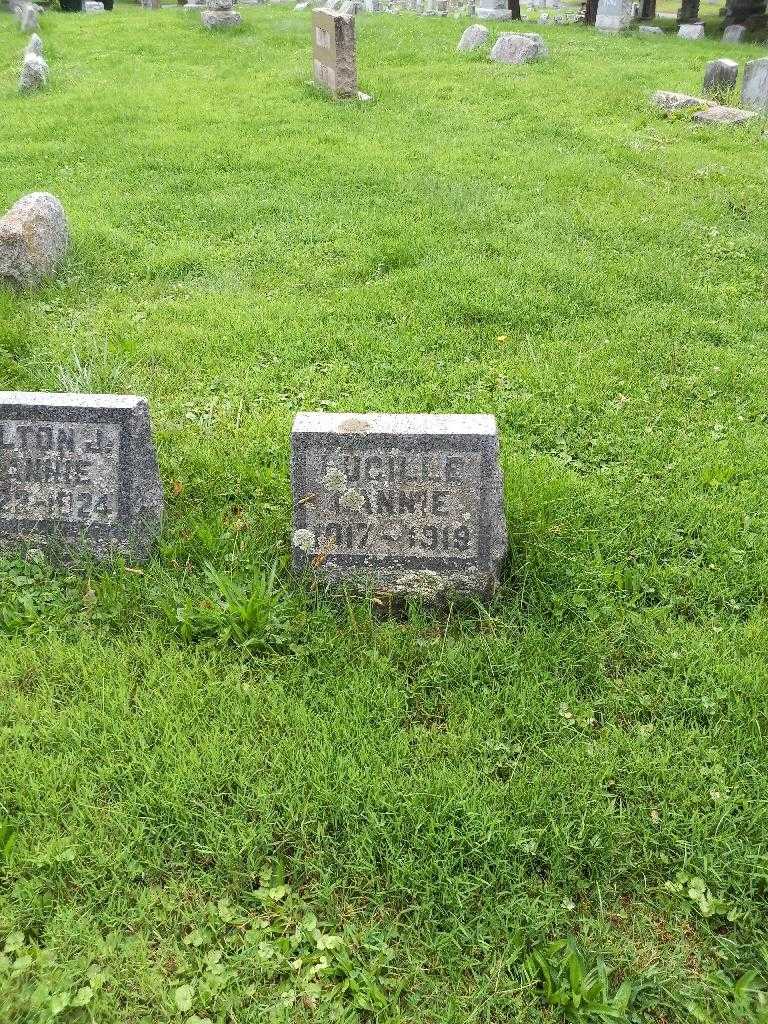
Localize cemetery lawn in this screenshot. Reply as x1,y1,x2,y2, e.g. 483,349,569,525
3,6,768,1022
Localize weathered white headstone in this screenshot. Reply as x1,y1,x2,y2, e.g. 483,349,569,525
595,0,634,31
722,23,746,41
638,23,663,32
677,21,705,37
24,32,43,56
476,0,511,19
741,57,768,110
291,413,507,600
19,4,39,31
703,57,738,98
0,393,164,562
457,22,489,49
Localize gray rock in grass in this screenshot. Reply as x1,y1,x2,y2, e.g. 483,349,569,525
651,89,707,110
0,193,66,287
693,103,757,123
457,23,489,49
677,21,705,38
489,31,547,63
18,52,48,93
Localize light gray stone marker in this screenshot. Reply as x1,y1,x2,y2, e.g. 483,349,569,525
742,57,768,111
703,57,738,99
0,393,164,562
25,33,43,56
595,0,634,32
677,22,705,38
0,193,66,287
457,23,489,49
19,52,48,93
476,0,510,19
490,31,547,62
693,103,756,123
291,412,507,600
202,0,242,28
722,23,746,41
651,89,707,110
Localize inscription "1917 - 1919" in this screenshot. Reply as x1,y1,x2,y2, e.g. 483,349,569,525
0,420,120,525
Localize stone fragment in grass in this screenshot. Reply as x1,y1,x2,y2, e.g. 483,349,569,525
693,103,757,123
677,21,705,38
703,57,738,99
312,7,358,97
457,23,488,49
18,53,48,93
741,57,768,111
489,31,547,63
638,23,663,32
722,23,746,41
651,89,708,110
0,193,66,287
84,1,105,10
291,412,508,601
0,392,164,563
24,32,43,56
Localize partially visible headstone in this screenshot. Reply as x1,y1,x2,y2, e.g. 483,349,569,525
457,22,489,48
436,0,448,13
19,4,39,31
693,103,757,122
202,0,242,26
638,22,663,31
141,0,161,8
18,53,48,93
595,0,634,31
84,1,106,10
677,21,705,37
295,1,310,8
24,32,43,56
0,393,164,562
291,413,508,601
703,56,738,98
651,88,708,109
741,56,768,109
489,31,548,62
476,0,511,18
722,22,746,40
312,6,357,98
0,193,66,287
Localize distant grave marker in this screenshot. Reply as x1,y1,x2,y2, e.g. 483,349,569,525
291,412,507,600
0,393,164,561
595,0,634,31
312,6,358,97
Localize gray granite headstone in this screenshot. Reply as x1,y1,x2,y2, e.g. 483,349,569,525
0,393,164,562
703,57,738,98
677,21,705,37
291,412,507,600
722,23,746,41
457,22,489,49
741,57,768,110
693,103,756,123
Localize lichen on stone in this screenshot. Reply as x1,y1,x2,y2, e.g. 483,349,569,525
292,528,316,553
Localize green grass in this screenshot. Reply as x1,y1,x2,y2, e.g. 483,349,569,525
2,5,768,1021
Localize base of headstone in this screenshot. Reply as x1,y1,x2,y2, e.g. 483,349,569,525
475,6,512,16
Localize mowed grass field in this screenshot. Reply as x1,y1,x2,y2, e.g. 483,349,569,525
2,6,768,1021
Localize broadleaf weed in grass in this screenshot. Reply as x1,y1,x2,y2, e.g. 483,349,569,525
170,560,305,654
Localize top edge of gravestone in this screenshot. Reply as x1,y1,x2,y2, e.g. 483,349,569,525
292,412,499,436
0,392,147,410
